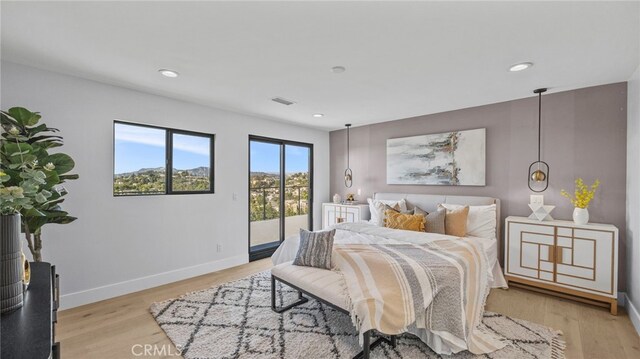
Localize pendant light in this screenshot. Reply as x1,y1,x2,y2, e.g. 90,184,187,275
528,88,549,192
344,124,353,188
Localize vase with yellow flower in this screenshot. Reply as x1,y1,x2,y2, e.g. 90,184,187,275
561,178,600,225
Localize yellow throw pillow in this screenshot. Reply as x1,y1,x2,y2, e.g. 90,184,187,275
438,204,469,237
384,210,426,232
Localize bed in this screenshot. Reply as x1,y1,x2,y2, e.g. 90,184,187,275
270,193,507,357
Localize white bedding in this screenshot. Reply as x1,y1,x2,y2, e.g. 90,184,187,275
271,222,507,288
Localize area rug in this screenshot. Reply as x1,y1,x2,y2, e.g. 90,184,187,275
150,271,565,359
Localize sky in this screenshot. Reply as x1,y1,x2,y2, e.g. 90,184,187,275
114,123,310,174
250,141,310,173
114,123,210,174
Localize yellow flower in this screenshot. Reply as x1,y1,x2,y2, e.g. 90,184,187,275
561,178,600,209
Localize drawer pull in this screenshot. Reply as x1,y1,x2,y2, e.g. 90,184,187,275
548,245,555,263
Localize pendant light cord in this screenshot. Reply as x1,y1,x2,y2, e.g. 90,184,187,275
346,124,350,169
537,91,542,162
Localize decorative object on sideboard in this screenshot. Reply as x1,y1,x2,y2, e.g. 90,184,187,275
528,194,555,221
1,107,79,262
22,252,30,291
333,193,341,204
386,128,486,186
344,124,353,188
345,193,355,203
528,88,550,192
561,178,600,225
0,214,24,313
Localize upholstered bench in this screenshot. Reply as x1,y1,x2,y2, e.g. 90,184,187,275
271,262,396,359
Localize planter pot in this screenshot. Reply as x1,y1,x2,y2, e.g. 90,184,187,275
573,207,590,225
0,214,24,314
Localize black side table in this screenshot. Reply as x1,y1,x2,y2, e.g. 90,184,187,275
1,262,60,358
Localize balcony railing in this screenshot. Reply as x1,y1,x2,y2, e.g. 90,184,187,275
250,185,309,221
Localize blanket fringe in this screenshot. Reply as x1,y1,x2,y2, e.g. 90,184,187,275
550,330,566,359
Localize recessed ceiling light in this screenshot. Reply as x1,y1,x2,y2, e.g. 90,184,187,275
313,113,324,118
331,66,346,74
159,69,179,78
509,62,533,72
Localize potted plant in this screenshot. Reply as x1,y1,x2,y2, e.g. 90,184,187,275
561,178,600,225
0,121,56,312
0,107,78,262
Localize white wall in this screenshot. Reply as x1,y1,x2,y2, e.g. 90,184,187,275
626,64,640,333
0,61,330,308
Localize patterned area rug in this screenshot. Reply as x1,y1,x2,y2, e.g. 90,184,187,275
150,271,565,359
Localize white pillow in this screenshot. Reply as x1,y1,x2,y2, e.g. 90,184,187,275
367,198,408,226
440,203,496,239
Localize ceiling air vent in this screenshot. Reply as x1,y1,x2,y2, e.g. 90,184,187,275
271,97,296,106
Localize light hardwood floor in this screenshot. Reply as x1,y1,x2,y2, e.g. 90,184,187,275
58,259,640,359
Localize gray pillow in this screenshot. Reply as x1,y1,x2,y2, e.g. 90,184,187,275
424,207,446,234
293,229,336,270
413,206,428,216
384,204,414,215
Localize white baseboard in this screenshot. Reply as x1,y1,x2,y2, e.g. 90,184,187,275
60,254,248,309
624,293,640,335
619,291,627,307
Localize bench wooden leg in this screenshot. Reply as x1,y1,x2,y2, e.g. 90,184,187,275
271,275,309,313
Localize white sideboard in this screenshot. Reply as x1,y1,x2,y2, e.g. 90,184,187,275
504,216,618,314
322,203,370,229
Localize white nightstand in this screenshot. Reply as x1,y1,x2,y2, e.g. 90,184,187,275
322,203,370,229
504,216,619,314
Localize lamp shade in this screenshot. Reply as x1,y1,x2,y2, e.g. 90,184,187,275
528,161,549,192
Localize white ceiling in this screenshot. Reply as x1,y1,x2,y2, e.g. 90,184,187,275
2,1,639,131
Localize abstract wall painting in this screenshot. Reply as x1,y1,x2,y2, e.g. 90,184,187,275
386,128,486,186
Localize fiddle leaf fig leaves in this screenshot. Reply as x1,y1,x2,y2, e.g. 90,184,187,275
0,107,79,246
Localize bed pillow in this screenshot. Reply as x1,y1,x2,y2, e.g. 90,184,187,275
440,203,497,239
438,204,469,237
384,210,425,232
384,204,414,215
293,229,335,270
420,206,446,234
409,206,446,234
367,198,408,226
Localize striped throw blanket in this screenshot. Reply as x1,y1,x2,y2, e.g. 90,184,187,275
333,240,505,354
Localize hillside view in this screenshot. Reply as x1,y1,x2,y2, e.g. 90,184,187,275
114,168,309,218
113,167,210,195
250,172,310,221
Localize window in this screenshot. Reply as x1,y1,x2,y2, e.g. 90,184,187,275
113,121,214,196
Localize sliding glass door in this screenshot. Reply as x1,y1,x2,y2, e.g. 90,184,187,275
249,136,313,261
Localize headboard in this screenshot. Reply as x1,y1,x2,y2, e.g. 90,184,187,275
373,192,502,252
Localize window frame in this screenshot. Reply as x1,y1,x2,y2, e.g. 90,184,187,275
113,120,215,196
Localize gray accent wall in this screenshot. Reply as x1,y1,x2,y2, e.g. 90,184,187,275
330,82,628,289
